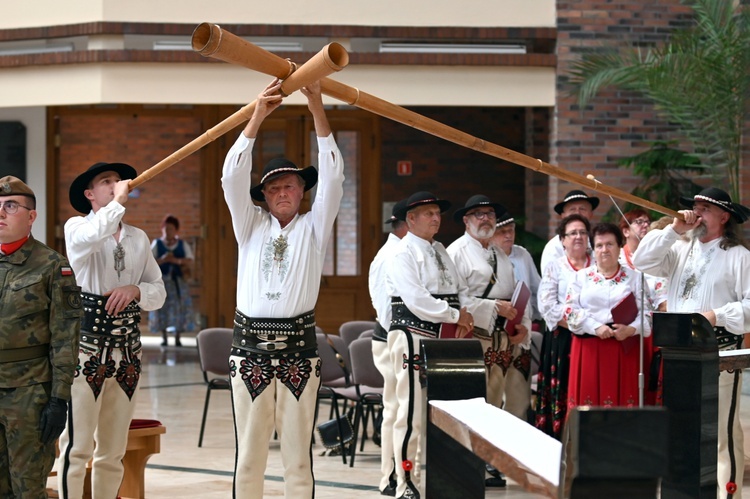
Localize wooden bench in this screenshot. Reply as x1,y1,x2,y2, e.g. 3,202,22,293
49,421,166,499
119,424,167,499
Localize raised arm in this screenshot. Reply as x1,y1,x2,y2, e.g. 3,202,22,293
242,78,284,139
301,81,331,138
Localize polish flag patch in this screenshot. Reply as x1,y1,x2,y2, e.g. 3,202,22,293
61,266,73,277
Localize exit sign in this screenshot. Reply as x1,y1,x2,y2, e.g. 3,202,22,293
397,160,412,176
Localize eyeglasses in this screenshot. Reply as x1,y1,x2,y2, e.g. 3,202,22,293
631,218,650,226
0,200,32,215
468,211,496,220
564,230,588,238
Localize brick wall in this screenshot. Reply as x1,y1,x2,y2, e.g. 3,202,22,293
379,105,543,246
54,108,204,329
552,0,696,236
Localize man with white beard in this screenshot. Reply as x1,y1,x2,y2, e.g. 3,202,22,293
633,187,750,499
446,195,532,487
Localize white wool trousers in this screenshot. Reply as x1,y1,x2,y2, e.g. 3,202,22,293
388,329,425,499
476,332,531,420
373,337,397,492
230,353,321,499
58,348,140,499
718,369,744,499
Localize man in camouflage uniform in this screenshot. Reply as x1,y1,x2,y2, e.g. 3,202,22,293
0,175,81,498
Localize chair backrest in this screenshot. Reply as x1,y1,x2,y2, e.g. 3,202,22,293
359,329,374,339
339,320,378,347
348,337,384,388
316,332,351,383
196,328,233,377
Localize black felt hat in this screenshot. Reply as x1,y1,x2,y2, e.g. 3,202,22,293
250,158,318,202
69,162,137,214
452,194,506,224
395,191,451,220
495,211,515,228
553,190,600,215
385,198,408,224
679,187,750,224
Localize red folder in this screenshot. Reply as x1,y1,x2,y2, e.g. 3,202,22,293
504,281,531,337
439,322,473,339
611,292,638,325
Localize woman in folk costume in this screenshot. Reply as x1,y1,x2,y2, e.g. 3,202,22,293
565,223,650,408
535,214,591,439
149,214,195,346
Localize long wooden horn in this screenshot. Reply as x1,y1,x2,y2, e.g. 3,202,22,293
192,23,683,219
128,35,349,189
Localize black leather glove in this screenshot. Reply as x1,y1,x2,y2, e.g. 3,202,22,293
40,397,68,445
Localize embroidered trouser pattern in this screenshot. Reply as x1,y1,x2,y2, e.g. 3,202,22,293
476,332,531,420
230,354,321,499
58,346,141,499
388,328,424,499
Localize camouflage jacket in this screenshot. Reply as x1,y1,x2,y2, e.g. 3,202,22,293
0,237,81,399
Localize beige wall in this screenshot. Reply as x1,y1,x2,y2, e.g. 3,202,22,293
4,64,555,108
3,0,556,29
0,107,46,242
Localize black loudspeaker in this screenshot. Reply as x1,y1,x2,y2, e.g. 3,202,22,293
0,121,26,179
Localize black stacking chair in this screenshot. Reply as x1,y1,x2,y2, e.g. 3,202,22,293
196,327,233,447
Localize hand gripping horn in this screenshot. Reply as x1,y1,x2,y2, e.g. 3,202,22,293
128,29,348,190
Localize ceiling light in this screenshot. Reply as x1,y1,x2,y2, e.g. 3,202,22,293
379,42,526,55
0,43,74,56
153,39,303,52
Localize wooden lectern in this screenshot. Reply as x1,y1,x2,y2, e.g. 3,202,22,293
653,312,719,498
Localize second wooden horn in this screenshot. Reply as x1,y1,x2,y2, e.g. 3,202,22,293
279,43,349,96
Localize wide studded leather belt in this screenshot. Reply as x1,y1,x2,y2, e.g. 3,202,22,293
80,292,141,336
716,327,743,352
231,309,318,359
373,322,388,342
390,294,460,338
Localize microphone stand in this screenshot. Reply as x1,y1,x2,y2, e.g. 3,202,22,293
594,180,649,408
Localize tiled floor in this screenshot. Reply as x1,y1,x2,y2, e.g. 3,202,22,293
50,334,750,498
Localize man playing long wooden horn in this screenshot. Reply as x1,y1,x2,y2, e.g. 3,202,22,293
633,187,750,499
59,162,166,498
222,77,344,498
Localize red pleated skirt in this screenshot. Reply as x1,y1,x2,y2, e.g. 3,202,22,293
567,334,641,408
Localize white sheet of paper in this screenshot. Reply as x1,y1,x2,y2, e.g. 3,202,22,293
430,398,562,486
